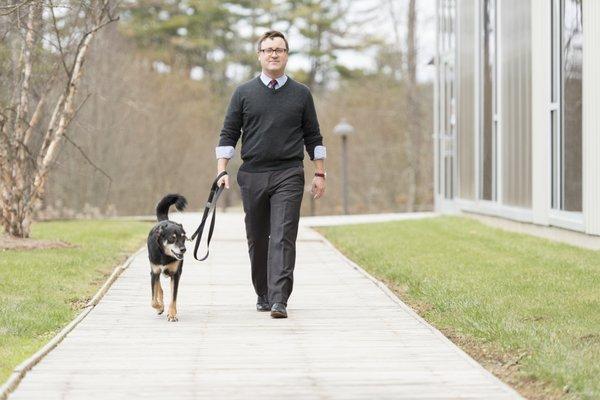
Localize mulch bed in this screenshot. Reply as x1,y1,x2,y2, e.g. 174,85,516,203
0,235,74,251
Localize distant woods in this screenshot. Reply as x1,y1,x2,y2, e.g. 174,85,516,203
2,0,432,232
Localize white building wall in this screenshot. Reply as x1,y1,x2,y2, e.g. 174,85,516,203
530,0,550,226
436,0,600,236
583,1,600,235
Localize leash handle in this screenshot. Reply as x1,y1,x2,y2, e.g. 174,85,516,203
191,171,228,261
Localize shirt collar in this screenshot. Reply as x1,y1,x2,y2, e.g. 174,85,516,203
260,72,288,89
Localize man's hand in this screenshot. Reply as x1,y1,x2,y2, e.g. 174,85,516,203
216,158,230,188
217,172,229,189
311,176,325,199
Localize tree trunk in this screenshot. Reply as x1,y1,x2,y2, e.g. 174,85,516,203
405,0,419,212
0,192,31,237
0,2,41,238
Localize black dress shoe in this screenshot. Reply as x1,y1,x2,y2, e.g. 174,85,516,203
256,294,270,312
270,302,287,318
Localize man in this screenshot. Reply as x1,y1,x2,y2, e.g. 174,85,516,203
215,30,326,319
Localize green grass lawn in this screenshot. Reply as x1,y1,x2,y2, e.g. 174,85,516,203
318,216,600,400
0,219,150,383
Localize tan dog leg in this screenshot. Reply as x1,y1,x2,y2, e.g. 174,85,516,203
151,272,164,314
155,282,164,315
167,276,178,322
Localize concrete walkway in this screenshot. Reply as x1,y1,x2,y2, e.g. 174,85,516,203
8,212,522,399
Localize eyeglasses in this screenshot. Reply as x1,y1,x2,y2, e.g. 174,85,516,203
259,48,288,56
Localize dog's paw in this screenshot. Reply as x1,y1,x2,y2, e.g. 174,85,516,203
167,314,178,322
151,301,164,314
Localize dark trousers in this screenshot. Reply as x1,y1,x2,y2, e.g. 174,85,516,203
236,165,304,306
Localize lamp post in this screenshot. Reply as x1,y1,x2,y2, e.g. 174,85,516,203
333,119,355,214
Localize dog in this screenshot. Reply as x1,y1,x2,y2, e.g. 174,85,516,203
147,194,187,322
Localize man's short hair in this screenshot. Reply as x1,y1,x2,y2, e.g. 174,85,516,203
257,31,289,52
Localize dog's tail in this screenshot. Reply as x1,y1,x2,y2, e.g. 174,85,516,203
156,194,187,221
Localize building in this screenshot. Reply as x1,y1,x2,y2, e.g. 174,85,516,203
434,0,600,235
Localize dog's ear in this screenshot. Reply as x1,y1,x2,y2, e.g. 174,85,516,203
155,225,164,245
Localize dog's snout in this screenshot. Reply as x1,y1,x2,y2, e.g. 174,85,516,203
180,247,186,253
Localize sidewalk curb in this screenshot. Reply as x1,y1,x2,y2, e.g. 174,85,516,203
309,227,524,399
0,247,146,400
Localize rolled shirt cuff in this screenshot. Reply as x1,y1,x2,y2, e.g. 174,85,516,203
314,145,326,160
217,145,324,160
215,146,235,159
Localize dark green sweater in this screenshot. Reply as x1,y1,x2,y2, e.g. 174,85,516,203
218,76,323,172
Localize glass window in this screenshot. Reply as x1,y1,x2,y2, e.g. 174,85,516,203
500,0,532,208
437,0,456,200
551,0,582,212
481,0,496,201
457,0,476,200
562,0,582,212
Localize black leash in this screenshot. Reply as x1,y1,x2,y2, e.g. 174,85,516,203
190,171,228,261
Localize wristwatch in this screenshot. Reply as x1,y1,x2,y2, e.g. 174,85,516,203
314,172,326,179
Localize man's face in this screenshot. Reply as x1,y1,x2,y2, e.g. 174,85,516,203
258,37,288,77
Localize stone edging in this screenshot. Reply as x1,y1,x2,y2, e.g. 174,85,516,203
309,228,524,400
0,247,146,400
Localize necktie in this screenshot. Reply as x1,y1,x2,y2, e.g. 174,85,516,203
269,79,278,90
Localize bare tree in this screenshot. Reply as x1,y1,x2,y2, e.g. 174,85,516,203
380,0,420,212
0,0,118,237
404,0,419,212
